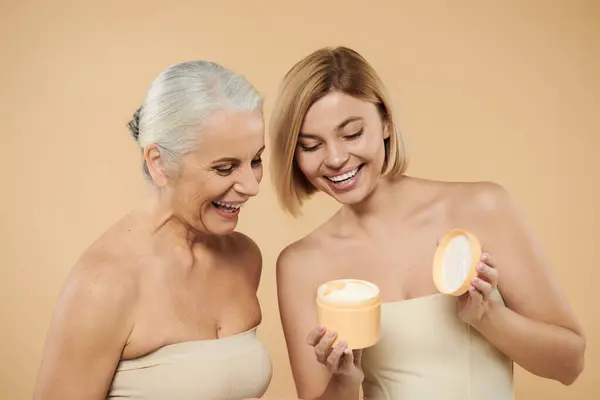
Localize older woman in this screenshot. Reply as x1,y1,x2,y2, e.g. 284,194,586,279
269,46,586,400
33,60,272,399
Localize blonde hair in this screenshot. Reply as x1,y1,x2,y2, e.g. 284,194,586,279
269,46,408,216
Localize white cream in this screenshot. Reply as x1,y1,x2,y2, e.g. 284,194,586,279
441,234,473,292
321,280,380,305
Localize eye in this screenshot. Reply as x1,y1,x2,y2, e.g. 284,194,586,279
251,157,263,167
298,143,320,152
214,165,234,175
344,128,364,140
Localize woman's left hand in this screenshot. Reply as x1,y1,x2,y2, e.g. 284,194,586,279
458,252,499,325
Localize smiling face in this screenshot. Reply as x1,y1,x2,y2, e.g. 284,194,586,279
295,91,390,205
165,108,265,236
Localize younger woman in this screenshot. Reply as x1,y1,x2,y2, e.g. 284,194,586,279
269,46,585,400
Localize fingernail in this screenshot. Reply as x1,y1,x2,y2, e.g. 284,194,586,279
344,348,351,354
481,253,488,261
477,263,484,271
472,277,479,284
317,324,324,332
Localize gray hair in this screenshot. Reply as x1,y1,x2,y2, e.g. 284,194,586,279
127,60,263,181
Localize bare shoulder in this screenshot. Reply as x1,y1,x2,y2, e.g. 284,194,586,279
228,231,263,287
437,180,517,222
395,177,520,235
61,236,139,320
454,180,512,211
276,232,325,279
229,231,262,260
34,233,139,398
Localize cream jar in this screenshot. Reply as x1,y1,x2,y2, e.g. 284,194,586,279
316,279,381,350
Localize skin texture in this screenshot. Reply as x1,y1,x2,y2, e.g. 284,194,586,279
33,109,267,400
277,92,586,400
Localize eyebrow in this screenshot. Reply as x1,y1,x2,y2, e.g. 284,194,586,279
298,116,364,138
211,145,265,163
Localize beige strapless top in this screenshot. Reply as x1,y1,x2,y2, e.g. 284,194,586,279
107,327,272,400
361,291,514,400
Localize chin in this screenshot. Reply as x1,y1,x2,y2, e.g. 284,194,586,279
208,225,237,236
193,213,239,237
203,218,239,236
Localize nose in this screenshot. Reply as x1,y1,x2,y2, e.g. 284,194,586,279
234,167,260,197
324,142,349,169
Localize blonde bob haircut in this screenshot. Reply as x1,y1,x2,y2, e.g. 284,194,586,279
270,46,408,217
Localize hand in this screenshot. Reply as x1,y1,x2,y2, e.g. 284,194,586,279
306,325,364,384
458,252,499,325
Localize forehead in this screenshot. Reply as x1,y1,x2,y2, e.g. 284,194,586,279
195,109,265,158
301,91,378,133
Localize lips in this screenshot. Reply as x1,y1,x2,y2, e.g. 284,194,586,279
324,164,365,183
212,200,244,213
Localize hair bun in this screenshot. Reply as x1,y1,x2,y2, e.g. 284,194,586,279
127,106,142,141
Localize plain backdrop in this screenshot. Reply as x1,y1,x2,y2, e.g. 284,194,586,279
1,1,598,399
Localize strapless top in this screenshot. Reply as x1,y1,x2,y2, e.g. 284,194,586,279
361,291,514,400
107,327,273,400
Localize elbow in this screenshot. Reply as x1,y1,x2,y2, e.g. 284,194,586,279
557,334,586,386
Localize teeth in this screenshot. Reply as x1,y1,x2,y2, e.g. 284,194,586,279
213,201,243,211
327,166,360,183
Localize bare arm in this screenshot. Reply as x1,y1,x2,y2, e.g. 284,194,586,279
33,257,135,399
468,182,586,385
276,246,361,400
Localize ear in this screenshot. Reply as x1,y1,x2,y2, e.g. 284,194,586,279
382,120,391,140
143,144,169,187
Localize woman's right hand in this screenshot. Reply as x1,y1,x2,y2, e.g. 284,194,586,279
306,325,364,384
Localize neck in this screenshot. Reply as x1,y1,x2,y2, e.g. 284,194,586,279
338,174,409,233
139,190,208,248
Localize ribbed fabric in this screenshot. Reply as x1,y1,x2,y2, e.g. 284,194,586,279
107,327,272,400
361,291,514,400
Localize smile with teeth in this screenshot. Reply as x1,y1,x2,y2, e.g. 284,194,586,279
212,200,244,213
325,164,364,183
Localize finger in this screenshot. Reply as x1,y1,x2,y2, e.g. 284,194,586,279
480,252,495,268
468,285,484,303
326,340,348,371
351,349,362,367
315,330,337,363
476,261,498,288
306,324,326,347
471,277,493,300
338,345,356,371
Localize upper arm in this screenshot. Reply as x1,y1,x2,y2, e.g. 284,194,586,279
276,245,332,399
470,182,584,337
33,259,135,400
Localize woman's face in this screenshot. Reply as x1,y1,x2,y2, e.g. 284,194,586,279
169,109,265,236
295,91,389,205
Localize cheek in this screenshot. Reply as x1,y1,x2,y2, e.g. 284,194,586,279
354,132,386,158
253,165,264,183
178,173,221,205
295,151,320,177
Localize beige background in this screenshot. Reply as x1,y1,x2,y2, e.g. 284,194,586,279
1,1,598,399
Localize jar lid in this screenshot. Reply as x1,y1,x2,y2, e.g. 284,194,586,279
432,229,482,296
